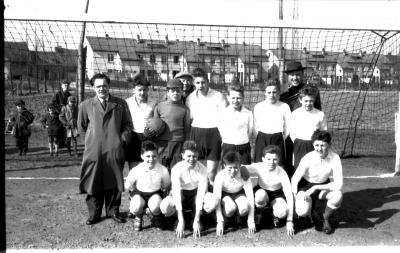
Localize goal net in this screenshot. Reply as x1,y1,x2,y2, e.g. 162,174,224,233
4,19,400,169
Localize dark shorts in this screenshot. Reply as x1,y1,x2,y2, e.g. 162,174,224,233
293,138,314,169
190,127,222,161
298,178,330,199
254,132,285,164
157,140,183,170
221,188,246,201
254,185,286,202
181,188,197,212
221,142,251,165
130,189,162,206
48,135,59,144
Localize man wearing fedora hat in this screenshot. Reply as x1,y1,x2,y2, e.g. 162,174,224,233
279,61,322,178
279,61,321,111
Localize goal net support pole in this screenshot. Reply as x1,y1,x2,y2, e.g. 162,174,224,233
395,93,400,176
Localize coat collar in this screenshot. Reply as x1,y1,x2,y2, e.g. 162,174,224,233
93,95,117,113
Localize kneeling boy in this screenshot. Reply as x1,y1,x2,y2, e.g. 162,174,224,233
124,141,171,231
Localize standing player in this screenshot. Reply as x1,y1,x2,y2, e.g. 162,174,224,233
185,67,227,185
154,78,191,170
280,61,322,175
289,85,327,170
213,152,255,236
245,145,295,236
253,79,291,174
217,83,254,165
125,74,155,168
291,130,343,234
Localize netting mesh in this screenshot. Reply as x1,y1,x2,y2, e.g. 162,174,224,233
4,19,400,160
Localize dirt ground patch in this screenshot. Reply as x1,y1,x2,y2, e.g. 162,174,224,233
4,131,400,250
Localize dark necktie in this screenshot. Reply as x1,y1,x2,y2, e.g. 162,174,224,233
101,100,107,110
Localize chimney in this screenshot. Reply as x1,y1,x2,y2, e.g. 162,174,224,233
303,47,308,54
322,48,326,56
105,34,109,39
343,49,348,56
243,41,246,46
221,39,225,47
197,38,201,46
137,34,140,41
165,35,169,44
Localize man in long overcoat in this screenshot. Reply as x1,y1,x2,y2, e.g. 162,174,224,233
78,73,133,225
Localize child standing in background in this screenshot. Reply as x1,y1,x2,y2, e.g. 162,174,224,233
41,103,63,157
8,99,35,156
59,96,79,156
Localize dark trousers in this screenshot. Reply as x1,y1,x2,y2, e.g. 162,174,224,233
16,136,29,154
293,139,314,170
221,142,251,165
85,189,122,219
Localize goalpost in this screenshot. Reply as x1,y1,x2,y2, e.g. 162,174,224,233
4,18,400,175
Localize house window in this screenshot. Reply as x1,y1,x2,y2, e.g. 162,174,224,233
211,57,216,65
231,58,236,66
140,70,145,76
107,54,114,63
161,55,167,64
138,54,143,61
150,54,156,63
173,56,179,64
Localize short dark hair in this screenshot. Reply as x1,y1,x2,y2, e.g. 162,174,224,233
262,145,281,161
182,140,199,153
191,67,207,79
141,140,158,154
228,83,245,97
129,73,150,88
90,73,111,86
263,79,281,92
311,130,332,145
61,80,70,85
222,151,241,165
299,84,318,99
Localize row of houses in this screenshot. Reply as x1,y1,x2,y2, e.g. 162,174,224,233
4,36,400,89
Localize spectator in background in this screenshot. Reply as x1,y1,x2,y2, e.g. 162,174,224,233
8,99,35,156
52,80,72,110
40,103,64,157
78,73,133,225
52,80,71,149
59,95,79,157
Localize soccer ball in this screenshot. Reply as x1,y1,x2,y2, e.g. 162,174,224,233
143,117,166,138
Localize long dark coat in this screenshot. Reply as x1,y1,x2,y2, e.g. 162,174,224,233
78,95,133,195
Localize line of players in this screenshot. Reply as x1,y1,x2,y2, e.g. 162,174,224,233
122,63,343,238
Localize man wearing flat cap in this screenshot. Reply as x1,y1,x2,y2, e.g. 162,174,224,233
279,61,322,111
78,73,133,225
174,71,195,104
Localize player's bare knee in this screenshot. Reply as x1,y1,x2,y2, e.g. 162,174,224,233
272,200,288,218
255,189,268,208
327,190,343,208
160,196,175,217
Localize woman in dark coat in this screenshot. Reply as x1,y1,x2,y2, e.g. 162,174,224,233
78,73,133,225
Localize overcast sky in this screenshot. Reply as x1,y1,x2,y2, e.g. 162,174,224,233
4,0,400,30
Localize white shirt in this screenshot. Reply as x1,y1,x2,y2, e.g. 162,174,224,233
253,100,291,139
289,107,327,141
213,169,254,223
171,160,208,211
126,96,154,133
185,88,226,128
296,150,343,191
124,162,171,193
218,106,254,145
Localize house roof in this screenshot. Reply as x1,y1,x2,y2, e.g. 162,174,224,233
4,41,30,63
